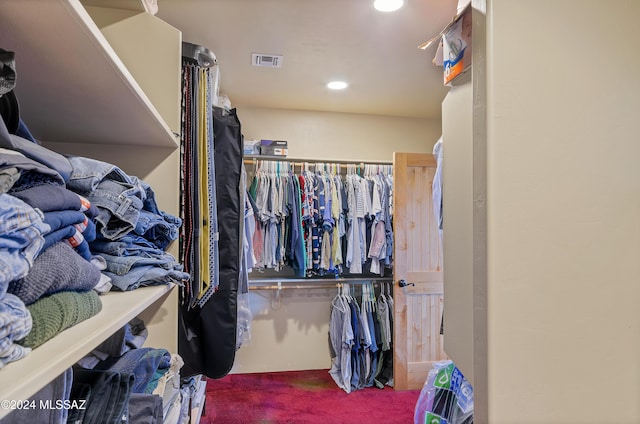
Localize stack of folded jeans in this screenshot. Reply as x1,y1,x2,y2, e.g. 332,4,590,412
0,147,65,192
0,193,49,367
1,368,73,424
78,317,149,369
65,156,188,291
69,366,135,424
0,111,72,182
91,234,189,291
66,156,145,241
12,184,99,261
0,193,49,293
3,191,103,352
1,112,96,261
96,347,172,394
75,319,184,423
0,293,32,368
3,116,187,296
152,353,184,423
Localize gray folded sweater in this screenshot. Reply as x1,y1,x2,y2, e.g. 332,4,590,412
8,242,100,305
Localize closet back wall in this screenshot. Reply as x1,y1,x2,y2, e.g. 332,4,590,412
232,106,441,373
238,106,441,162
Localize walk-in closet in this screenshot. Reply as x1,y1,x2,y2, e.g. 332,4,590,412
2,1,639,424
0,0,448,421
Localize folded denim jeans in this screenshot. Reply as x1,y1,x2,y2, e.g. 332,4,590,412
0,293,32,342
91,180,144,240
67,156,146,240
99,249,184,275
43,209,86,233
93,317,148,358
0,166,19,193
0,342,30,368
127,393,163,424
135,180,182,250
105,265,189,291
0,118,72,181
96,347,171,394
0,367,71,423
133,210,180,251
71,367,133,424
0,194,49,292
10,184,82,212
90,234,160,257
66,155,137,194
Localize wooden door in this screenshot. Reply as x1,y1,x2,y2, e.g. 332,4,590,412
393,152,447,390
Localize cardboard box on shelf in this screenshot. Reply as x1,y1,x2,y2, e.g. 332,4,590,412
259,140,288,156
419,2,472,85
243,139,260,155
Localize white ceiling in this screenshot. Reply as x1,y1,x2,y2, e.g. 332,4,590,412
157,0,456,120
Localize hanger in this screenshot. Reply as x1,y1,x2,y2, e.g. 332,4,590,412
363,283,371,313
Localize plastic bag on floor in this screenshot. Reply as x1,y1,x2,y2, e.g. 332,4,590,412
414,360,474,424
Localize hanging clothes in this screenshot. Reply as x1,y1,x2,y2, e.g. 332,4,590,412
432,136,443,241
328,285,353,394
247,160,393,278
328,282,394,393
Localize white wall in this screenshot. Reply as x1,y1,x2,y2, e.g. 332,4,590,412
237,106,441,162
441,79,476,384
231,106,441,373
485,1,640,423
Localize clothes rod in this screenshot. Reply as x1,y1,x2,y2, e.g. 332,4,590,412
249,279,393,291
249,277,393,285
250,283,340,291
244,155,392,166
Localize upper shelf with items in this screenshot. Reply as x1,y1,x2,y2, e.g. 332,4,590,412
0,0,180,148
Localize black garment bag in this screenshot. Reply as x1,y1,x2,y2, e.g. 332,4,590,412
179,106,242,378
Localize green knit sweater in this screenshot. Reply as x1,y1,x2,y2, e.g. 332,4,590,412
19,290,102,349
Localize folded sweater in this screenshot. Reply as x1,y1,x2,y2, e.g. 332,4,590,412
8,242,100,305
19,290,102,349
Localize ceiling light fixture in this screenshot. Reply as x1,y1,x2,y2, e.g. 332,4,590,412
327,81,348,90
373,0,404,12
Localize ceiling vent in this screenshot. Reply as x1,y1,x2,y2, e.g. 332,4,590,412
252,53,283,68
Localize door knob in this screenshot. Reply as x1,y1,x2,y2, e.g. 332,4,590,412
398,279,415,288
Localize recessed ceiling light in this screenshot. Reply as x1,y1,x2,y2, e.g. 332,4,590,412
327,81,348,90
373,0,404,12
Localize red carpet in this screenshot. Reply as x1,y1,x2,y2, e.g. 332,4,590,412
200,369,420,424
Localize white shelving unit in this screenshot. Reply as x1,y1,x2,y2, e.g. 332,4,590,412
0,0,183,418
0,286,175,420
0,0,178,147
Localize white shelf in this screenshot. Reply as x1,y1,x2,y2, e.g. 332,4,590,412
0,1,182,419
0,285,175,420
81,0,148,12
0,0,178,148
